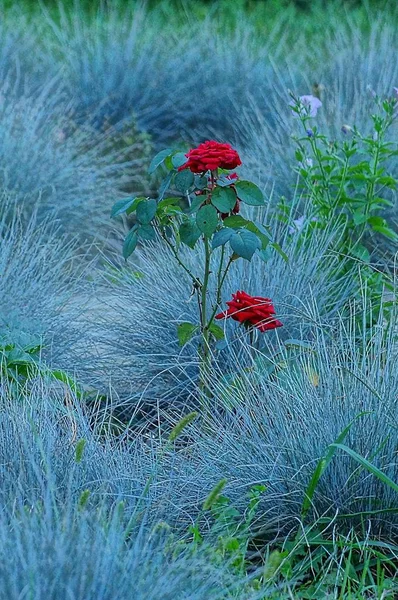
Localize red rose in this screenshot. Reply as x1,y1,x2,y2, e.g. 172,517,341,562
215,291,283,332
179,140,241,174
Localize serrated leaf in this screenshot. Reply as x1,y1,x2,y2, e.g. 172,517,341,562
188,194,206,214
208,323,225,341
223,215,249,229
174,169,194,192
217,175,236,187
148,148,172,174
211,187,237,213
196,204,219,236
229,229,261,261
194,175,208,190
179,220,202,248
172,152,188,168
136,198,157,224
111,197,139,218
122,229,138,259
158,171,173,201
212,227,233,249
177,322,198,346
137,224,156,241
235,181,265,206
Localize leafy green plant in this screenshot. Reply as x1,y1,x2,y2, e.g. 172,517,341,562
291,92,398,249
0,331,83,398
0,333,42,392
112,142,286,391
288,92,397,321
181,479,267,584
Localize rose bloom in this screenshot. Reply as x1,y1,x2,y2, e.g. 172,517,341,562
215,291,283,332
179,140,241,173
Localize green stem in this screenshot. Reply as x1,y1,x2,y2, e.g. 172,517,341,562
159,228,202,289
299,116,333,209
216,245,226,305
201,235,211,361
208,254,234,326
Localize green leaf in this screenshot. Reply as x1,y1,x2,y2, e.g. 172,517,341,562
284,339,314,351
258,248,272,263
164,155,173,170
137,224,156,241
367,216,386,228
212,227,233,249
158,172,173,201
235,181,265,206
350,244,370,262
223,215,249,229
157,197,181,211
331,443,398,493
148,148,172,174
216,174,236,187
196,204,219,236
229,229,261,261
136,198,157,224
208,323,225,341
122,229,138,259
6,349,36,365
179,220,202,248
271,242,289,263
51,369,83,399
353,210,368,226
245,222,271,250
211,187,237,213
111,197,139,218
174,169,194,192
177,322,198,346
371,225,398,240
194,175,208,190
301,412,372,520
171,152,188,168
188,194,206,214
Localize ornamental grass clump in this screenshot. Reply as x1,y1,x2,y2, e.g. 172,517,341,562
112,141,284,395
164,296,398,541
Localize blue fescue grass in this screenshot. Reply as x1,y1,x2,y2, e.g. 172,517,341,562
0,204,97,376
0,6,47,91
1,2,398,594
0,379,250,600
165,293,398,540
90,212,355,422
40,0,308,145
0,78,151,241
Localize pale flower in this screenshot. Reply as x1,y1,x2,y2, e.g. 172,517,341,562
290,95,322,118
